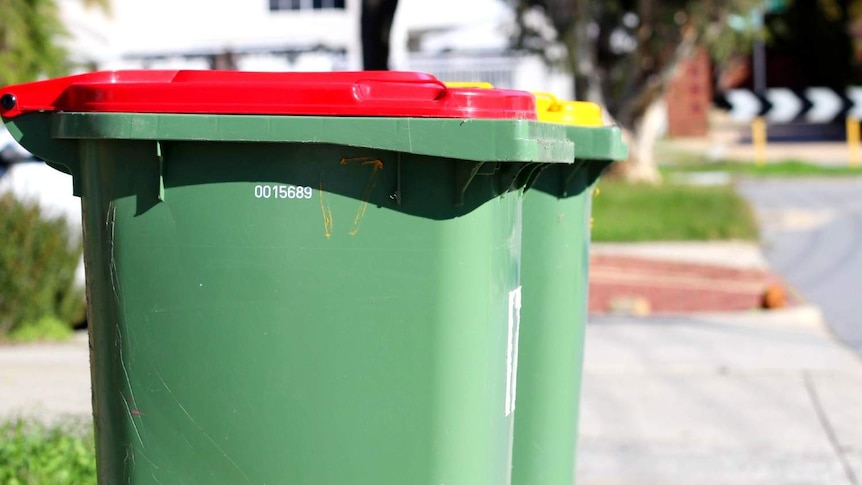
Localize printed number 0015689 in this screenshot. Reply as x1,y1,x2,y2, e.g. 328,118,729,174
254,184,313,200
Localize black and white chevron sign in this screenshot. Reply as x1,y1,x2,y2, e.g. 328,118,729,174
720,88,862,124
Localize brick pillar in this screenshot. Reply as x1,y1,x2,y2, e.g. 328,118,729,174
666,48,712,138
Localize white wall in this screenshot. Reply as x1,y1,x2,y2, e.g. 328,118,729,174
60,0,519,72
56,0,571,97
60,0,362,69
390,0,512,69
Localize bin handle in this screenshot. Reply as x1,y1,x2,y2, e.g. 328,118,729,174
353,78,448,102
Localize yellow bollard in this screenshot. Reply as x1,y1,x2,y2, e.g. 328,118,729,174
752,117,767,166
847,116,861,168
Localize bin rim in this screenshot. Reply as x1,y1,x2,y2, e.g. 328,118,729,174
0,70,538,121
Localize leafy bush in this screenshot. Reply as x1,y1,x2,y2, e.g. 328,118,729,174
7,315,76,342
0,418,97,485
0,192,85,340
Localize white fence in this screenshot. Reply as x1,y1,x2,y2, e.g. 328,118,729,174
405,53,573,96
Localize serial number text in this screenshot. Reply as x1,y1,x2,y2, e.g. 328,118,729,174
254,184,313,200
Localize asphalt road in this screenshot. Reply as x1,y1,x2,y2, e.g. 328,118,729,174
738,178,862,354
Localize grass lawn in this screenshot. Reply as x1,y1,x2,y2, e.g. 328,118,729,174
660,159,862,178
591,156,862,243
591,179,760,242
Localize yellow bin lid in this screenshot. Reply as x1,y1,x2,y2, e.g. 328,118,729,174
533,91,604,127
442,83,604,127
443,82,496,89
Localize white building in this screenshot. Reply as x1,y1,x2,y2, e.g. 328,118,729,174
60,0,360,71
58,0,572,95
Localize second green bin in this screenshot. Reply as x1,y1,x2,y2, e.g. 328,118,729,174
512,95,627,485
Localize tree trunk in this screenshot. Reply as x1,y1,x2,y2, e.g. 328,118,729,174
568,0,605,103
620,96,664,184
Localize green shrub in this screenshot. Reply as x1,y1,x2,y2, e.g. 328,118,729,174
0,418,97,485
0,192,85,340
7,315,74,342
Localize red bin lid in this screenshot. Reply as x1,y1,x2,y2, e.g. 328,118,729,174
0,70,537,120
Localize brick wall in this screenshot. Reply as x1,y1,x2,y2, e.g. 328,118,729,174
666,49,712,138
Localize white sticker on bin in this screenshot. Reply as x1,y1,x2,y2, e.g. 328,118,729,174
505,286,522,417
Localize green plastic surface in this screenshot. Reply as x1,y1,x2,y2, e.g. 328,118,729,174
564,125,628,162
512,125,625,485
8,112,573,199
5,111,576,484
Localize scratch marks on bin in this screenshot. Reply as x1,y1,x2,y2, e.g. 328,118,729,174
121,390,145,448
118,335,147,450
340,157,383,236
319,180,334,238
123,444,136,477
156,372,252,484
127,445,163,481
124,443,162,479
107,203,120,302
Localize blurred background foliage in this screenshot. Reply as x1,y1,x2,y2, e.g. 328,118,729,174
0,193,85,341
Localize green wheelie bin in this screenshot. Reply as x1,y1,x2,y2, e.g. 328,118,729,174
512,94,627,485
0,71,574,484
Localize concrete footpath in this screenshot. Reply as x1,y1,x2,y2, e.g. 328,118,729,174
0,331,91,421
581,241,862,484
2,243,861,484
580,307,862,485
